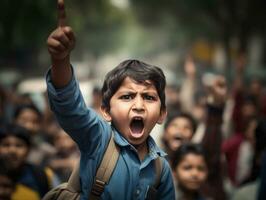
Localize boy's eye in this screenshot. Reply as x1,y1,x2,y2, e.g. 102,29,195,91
197,165,207,172
120,94,133,100
143,94,156,101
183,165,192,170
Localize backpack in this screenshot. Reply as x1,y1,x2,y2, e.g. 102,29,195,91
42,133,163,200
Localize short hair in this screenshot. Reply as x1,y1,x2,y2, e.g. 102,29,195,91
171,143,207,169
13,104,42,120
164,112,197,133
0,123,31,147
101,59,166,110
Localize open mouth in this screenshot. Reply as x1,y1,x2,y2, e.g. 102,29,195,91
168,134,183,150
130,117,144,138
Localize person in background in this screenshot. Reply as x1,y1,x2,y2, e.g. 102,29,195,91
43,128,80,182
165,74,227,200
222,116,257,186
0,123,55,200
231,119,266,200
172,143,208,200
162,112,197,163
13,104,55,166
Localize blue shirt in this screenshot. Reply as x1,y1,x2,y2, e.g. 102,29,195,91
46,69,175,200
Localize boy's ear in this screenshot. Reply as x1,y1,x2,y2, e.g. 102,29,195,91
100,106,112,122
157,109,167,124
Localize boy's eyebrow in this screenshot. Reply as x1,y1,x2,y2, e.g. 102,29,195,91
117,88,158,94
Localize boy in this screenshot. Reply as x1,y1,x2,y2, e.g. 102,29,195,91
46,0,175,199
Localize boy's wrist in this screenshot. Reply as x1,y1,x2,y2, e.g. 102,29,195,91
51,55,72,88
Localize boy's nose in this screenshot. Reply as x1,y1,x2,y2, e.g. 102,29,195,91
191,169,200,179
133,96,144,111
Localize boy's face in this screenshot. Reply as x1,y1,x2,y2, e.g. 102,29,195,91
54,129,77,155
174,153,207,191
101,77,166,148
164,117,194,151
0,136,29,170
15,108,41,135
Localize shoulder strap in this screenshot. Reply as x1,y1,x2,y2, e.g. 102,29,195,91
145,157,163,200
154,156,163,188
90,132,120,200
66,162,80,192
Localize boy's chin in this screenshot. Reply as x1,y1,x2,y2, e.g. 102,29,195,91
128,135,148,147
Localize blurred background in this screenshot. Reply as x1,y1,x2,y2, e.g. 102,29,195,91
1,0,266,87
1,1,266,199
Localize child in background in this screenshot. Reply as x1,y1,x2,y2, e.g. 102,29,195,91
172,143,208,200
162,112,197,163
13,104,42,136
0,123,55,200
13,104,56,166
44,128,80,182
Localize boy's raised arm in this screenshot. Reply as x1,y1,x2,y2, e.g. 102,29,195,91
47,0,75,88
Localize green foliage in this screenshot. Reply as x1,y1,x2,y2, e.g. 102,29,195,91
0,0,265,68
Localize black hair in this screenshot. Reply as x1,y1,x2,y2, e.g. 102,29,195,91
171,143,207,169
13,104,42,120
0,123,31,147
101,59,166,110
164,112,197,133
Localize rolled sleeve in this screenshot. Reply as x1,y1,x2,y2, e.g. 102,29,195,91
46,67,109,154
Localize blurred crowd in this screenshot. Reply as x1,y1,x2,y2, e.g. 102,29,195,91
0,54,266,200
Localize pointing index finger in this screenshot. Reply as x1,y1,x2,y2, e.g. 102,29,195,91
58,0,66,27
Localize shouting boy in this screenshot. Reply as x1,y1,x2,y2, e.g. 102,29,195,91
45,0,175,199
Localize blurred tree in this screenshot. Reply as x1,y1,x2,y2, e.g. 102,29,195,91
0,0,56,68
1,0,265,74
67,0,129,58
132,0,266,68
0,0,128,71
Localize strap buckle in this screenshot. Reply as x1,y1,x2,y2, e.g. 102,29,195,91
91,179,105,196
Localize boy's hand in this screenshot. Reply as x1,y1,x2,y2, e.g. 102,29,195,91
47,0,75,61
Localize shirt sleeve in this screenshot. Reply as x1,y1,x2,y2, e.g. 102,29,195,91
46,67,110,155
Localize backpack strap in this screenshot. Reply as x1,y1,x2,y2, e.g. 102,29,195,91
154,156,163,188
145,157,163,200
66,162,80,192
89,132,120,200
